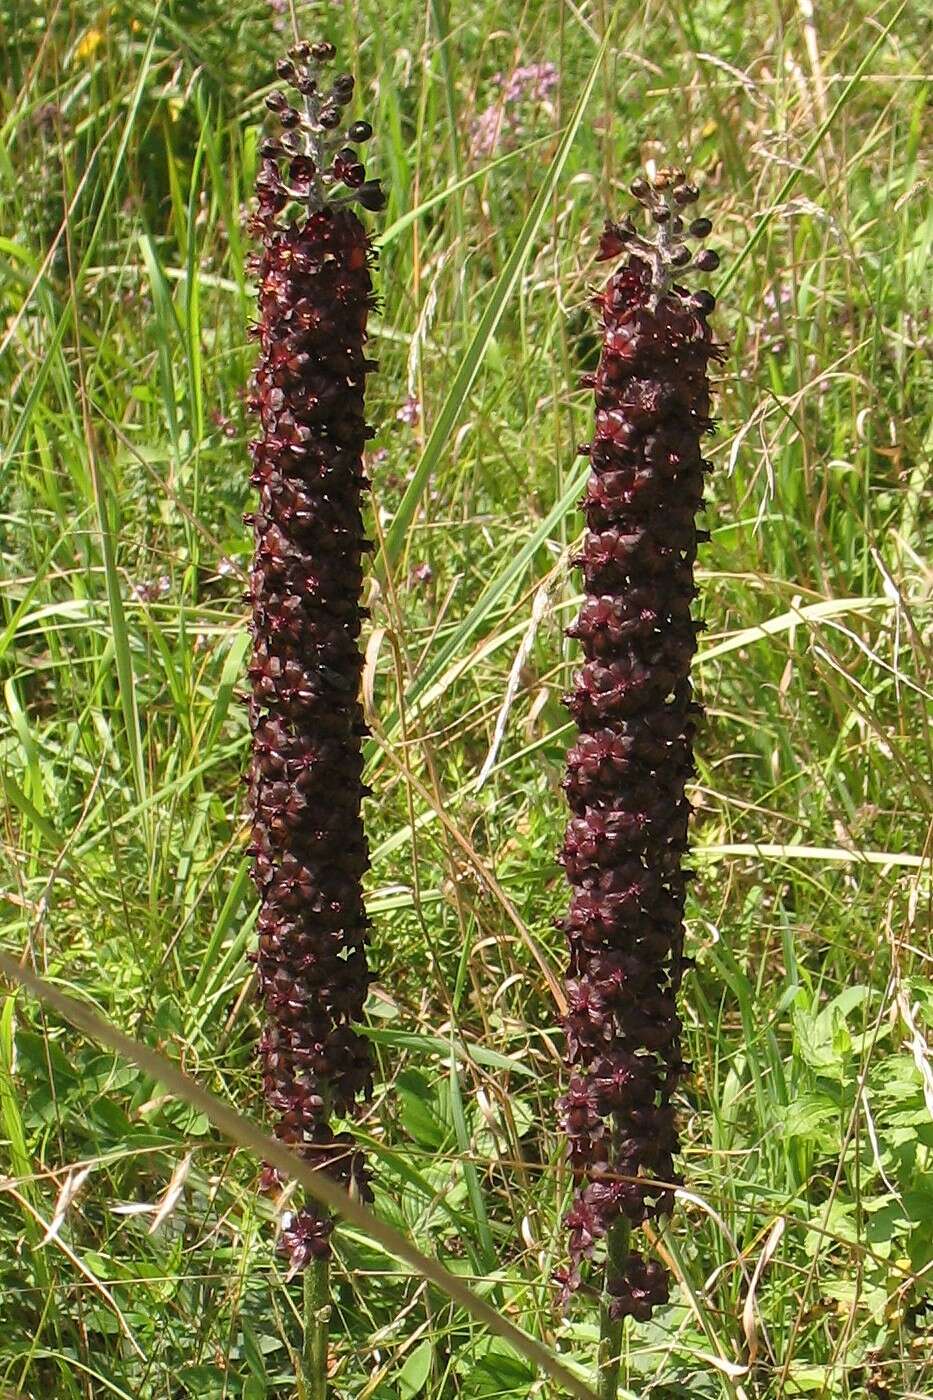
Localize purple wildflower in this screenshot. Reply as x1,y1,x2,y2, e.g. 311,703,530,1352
396,394,421,426
470,61,558,159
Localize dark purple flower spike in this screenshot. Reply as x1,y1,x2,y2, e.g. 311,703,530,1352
559,169,724,1319
245,39,384,1271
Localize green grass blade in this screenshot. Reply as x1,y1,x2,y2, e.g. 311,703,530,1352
376,133,559,251
717,1,907,295
0,997,51,1287
188,857,252,1006
448,1037,498,1276
89,453,148,814
400,464,586,721
0,952,599,1400
379,14,618,571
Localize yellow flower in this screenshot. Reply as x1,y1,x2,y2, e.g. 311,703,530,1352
75,27,104,62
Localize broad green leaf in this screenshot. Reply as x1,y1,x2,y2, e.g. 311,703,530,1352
398,1339,434,1399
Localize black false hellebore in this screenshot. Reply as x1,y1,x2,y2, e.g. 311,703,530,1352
559,171,724,1320
245,39,385,1272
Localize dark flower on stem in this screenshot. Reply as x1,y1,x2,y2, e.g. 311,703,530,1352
606,1251,670,1321
245,38,384,1270
559,169,724,1314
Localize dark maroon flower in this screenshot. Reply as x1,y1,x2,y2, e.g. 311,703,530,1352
246,38,383,1269
606,1251,670,1321
560,170,724,1314
279,1209,333,1273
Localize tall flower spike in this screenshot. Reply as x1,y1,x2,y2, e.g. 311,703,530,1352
245,38,384,1271
559,169,724,1318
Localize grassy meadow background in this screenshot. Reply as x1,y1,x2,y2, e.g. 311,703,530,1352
1,0,931,1395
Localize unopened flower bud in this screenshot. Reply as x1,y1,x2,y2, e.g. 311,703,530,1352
357,179,386,211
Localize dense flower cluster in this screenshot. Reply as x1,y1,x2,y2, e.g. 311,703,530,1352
245,39,384,1270
559,171,723,1316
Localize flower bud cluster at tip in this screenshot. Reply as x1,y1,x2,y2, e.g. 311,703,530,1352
597,167,721,309
245,38,382,1273
558,169,724,1320
252,38,385,227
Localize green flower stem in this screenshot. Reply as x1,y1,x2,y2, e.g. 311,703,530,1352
302,1256,331,1400
597,1217,631,1400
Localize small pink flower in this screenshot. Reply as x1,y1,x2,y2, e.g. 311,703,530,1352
469,60,558,158
409,562,433,586
396,394,421,426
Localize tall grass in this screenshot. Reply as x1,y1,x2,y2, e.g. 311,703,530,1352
1,1,930,1397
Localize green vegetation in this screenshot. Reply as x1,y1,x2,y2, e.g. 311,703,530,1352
1,1,930,1396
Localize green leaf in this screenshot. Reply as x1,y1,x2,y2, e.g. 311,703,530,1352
460,1338,534,1397
358,1025,535,1078
204,630,250,752
179,1365,226,1397
240,1319,269,1384
0,997,32,1182
784,1364,831,1393
792,1007,840,1072
779,1092,839,1146
14,1027,78,1088
396,1068,449,1150
398,1339,433,1399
